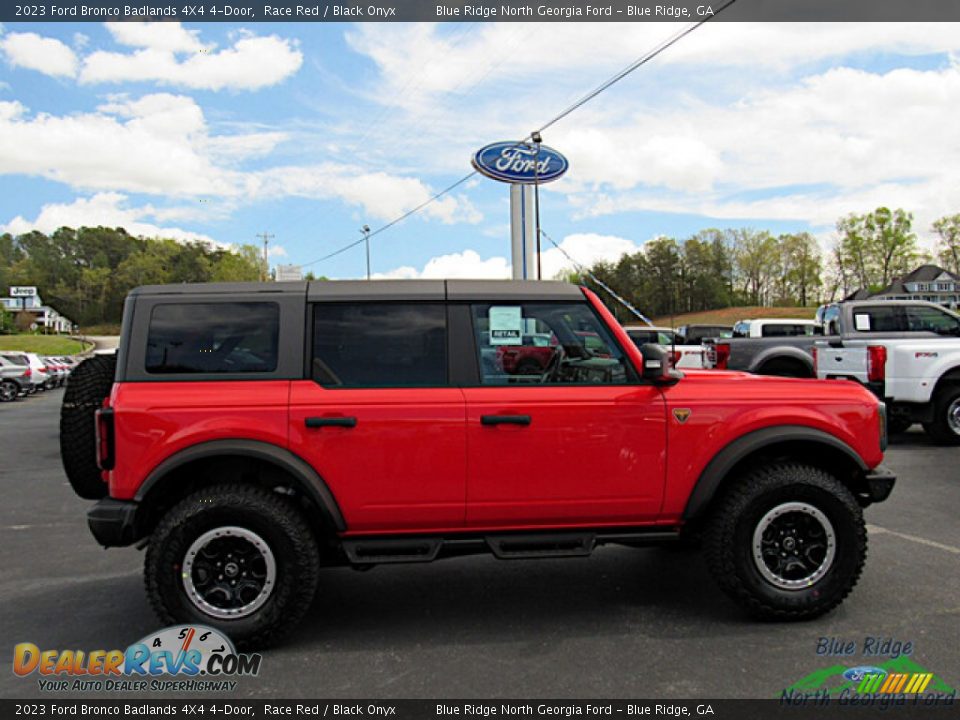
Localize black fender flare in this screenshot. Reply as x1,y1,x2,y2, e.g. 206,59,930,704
135,439,346,531
682,425,868,520
749,347,814,375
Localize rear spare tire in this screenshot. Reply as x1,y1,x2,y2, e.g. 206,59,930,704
60,354,117,499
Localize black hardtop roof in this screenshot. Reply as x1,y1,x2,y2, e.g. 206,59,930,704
129,279,583,302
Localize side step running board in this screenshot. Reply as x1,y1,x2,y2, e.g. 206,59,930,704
486,533,595,559
340,528,682,566
342,538,442,564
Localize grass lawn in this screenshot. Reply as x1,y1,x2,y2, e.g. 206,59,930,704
0,335,92,355
651,305,818,327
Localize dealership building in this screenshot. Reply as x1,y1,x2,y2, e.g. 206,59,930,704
2,287,76,333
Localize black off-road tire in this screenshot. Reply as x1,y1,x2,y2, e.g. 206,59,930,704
145,484,320,649
704,463,866,620
922,385,960,446
59,354,117,499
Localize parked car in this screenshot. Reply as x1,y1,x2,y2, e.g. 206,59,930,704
623,325,705,369
0,355,31,402
0,353,44,393
705,301,954,378
815,301,960,442
676,324,733,345
42,357,68,387
62,280,893,647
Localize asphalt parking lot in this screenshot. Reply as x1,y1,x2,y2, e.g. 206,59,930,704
1,390,958,700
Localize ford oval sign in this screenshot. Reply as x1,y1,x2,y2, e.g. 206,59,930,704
472,141,569,184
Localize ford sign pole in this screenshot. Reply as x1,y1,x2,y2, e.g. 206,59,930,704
472,141,568,281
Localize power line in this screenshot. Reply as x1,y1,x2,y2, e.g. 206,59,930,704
303,1,738,271
539,227,653,326
303,171,478,267
535,0,738,136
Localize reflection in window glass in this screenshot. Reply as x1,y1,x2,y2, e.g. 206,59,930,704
146,303,279,374
472,303,631,385
312,304,447,387
905,306,960,336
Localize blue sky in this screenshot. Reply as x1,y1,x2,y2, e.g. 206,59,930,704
0,21,958,280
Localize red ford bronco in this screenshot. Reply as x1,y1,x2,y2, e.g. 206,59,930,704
60,280,894,647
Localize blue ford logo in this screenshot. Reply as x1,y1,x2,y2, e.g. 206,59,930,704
843,666,887,682
472,141,569,184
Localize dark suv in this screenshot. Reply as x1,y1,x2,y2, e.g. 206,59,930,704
60,280,895,647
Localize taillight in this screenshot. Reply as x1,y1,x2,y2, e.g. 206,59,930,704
95,406,115,471
867,345,887,383
39,366,47,373
714,343,731,370
669,350,682,367
811,346,818,376
23,368,31,377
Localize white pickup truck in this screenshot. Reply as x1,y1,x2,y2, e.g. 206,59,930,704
624,325,706,369
814,300,960,444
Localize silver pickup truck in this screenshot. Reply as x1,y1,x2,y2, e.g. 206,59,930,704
704,300,955,378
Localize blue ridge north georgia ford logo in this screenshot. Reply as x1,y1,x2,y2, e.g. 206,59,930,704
472,141,569,184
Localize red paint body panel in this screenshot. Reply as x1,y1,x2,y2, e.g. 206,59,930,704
463,385,666,526
657,370,884,520
108,381,291,500
288,381,466,531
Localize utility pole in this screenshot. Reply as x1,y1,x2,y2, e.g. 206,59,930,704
361,225,371,280
256,231,274,281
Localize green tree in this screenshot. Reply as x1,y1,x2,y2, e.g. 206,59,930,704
211,245,262,282
778,232,822,306
836,207,920,291
933,214,960,275
731,228,779,305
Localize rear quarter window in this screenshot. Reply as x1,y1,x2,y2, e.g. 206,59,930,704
145,302,280,374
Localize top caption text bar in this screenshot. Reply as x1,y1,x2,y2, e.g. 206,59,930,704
5,0,960,22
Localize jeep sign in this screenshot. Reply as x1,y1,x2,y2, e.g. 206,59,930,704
9,286,37,298
472,141,569,184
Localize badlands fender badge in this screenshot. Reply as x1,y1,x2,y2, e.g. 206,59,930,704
673,408,692,424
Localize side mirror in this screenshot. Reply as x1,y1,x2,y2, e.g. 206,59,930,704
639,343,683,386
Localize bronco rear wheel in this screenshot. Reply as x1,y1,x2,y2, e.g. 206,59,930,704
145,484,319,649
704,462,865,620
59,354,117,499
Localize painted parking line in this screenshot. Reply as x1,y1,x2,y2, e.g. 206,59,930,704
867,524,960,555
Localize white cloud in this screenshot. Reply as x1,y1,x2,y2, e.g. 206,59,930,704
1,192,218,245
268,244,288,257
253,165,483,224
0,32,78,78
104,22,206,54
559,63,960,243
81,26,302,91
374,232,643,280
0,94,241,196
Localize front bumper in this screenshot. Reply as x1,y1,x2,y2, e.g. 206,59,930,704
87,498,139,547
863,464,896,504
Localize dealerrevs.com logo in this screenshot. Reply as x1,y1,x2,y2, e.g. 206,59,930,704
13,625,262,692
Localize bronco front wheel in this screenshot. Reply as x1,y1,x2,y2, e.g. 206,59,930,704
145,484,319,648
704,463,866,620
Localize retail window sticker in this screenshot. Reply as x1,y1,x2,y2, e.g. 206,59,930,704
489,306,523,345
854,314,871,331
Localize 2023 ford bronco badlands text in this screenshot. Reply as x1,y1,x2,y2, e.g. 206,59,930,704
60,280,895,647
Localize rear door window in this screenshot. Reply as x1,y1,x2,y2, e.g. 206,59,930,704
905,306,960,336
145,303,279,374
312,303,447,388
